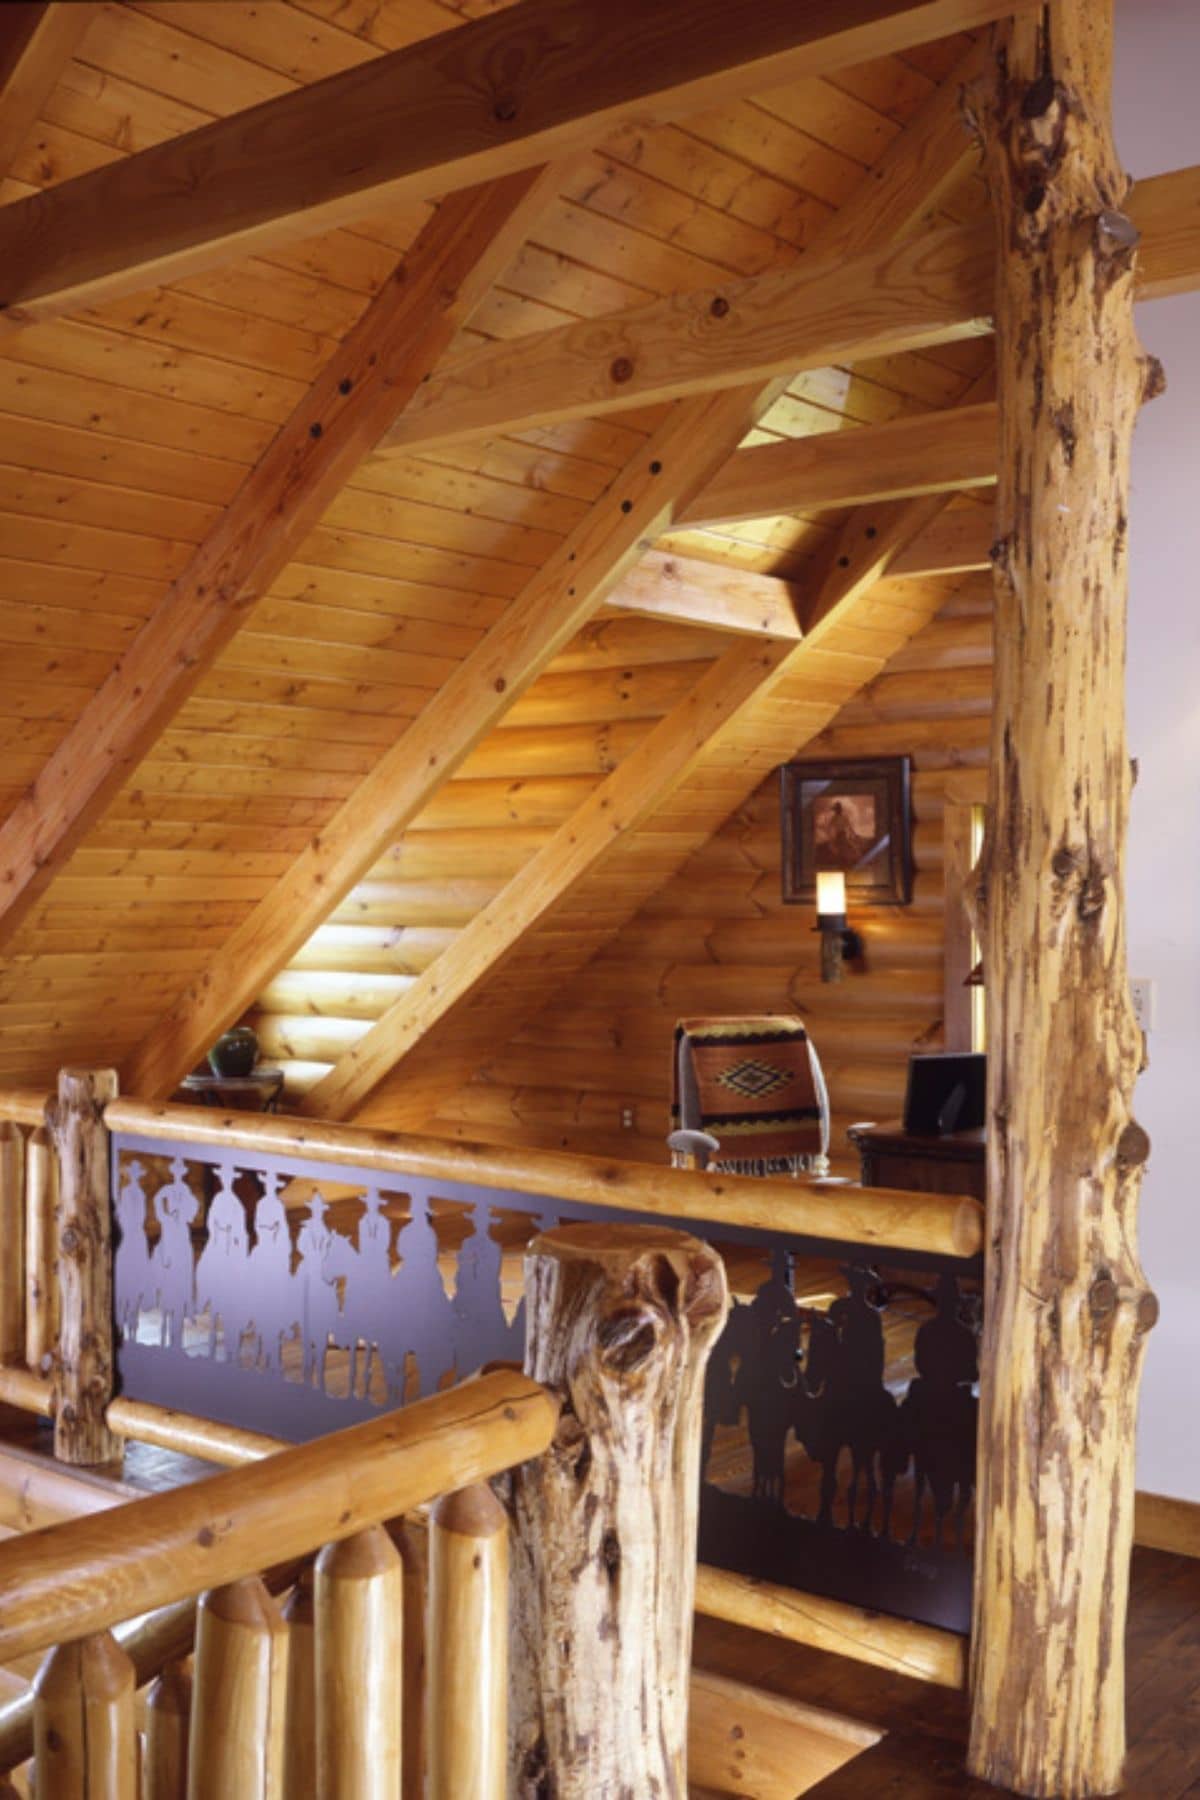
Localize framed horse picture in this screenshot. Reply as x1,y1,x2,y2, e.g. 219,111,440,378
780,755,913,906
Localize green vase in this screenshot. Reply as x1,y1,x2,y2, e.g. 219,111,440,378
208,1027,259,1079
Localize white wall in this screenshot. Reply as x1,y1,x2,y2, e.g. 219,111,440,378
1115,0,1200,1500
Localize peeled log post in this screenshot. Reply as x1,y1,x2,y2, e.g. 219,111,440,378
428,1484,508,1799
508,1222,728,1796
968,8,1162,1796
24,1126,58,1375
188,1577,289,1799
0,1123,23,1365
314,1526,404,1800
32,1630,137,1798
47,1069,121,1466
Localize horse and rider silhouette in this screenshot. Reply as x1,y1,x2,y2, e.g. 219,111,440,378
710,1256,978,1548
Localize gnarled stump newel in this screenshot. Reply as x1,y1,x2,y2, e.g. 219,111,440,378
968,7,1162,1796
508,1222,728,1798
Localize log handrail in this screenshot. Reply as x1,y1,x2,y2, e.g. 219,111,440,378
103,1096,983,1258
0,1088,50,1127
0,1368,556,1665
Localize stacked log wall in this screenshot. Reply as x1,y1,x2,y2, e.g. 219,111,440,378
428,575,991,1173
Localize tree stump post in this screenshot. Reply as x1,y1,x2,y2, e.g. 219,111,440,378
47,1068,122,1466
968,7,1162,1795
507,1221,728,1797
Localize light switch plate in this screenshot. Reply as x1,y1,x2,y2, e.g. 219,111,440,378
1130,978,1156,1032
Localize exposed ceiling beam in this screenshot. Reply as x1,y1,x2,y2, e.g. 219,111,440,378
377,161,1200,454
124,33,987,1103
0,3,97,185
682,402,997,526
379,219,996,455
605,551,804,639
300,635,796,1119
121,382,784,1101
0,167,560,952
336,482,969,1127
0,0,1030,330
602,499,991,640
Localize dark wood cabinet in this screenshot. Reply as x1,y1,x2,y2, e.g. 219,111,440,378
847,1119,986,1202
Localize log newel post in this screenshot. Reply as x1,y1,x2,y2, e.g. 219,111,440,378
968,8,1162,1796
46,1067,122,1466
507,1221,728,1798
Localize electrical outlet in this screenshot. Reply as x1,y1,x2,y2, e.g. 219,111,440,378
1130,978,1156,1032
620,1106,636,1130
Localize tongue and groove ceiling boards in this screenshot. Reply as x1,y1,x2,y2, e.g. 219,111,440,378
0,0,1187,1109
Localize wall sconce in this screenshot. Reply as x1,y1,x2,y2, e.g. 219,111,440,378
815,870,862,983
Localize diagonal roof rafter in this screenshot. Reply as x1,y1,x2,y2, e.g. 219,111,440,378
0,164,564,952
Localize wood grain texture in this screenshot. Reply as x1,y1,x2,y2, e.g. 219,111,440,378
379,218,997,455
0,3,98,186
23,1124,55,1375
684,401,997,525
314,1528,404,1800
427,1486,507,1799
0,0,1032,327
31,1630,136,1800
46,1067,120,1466
508,1222,727,1796
144,1660,191,1800
189,1577,289,1800
126,381,782,1102
967,10,1160,1796
0,1368,556,1666
0,169,559,954
0,1122,23,1366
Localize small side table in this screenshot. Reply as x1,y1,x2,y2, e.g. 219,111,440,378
178,1068,286,1113
847,1119,986,1202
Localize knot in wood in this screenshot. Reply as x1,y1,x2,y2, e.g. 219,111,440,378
1116,1121,1151,1170
60,1225,81,1257
1051,845,1081,880
1078,870,1107,920
609,356,634,385
1142,355,1167,404
1088,1276,1118,1320
1137,1290,1161,1335
1095,208,1140,257
595,1303,659,1376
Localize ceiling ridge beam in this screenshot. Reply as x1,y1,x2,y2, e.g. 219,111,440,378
0,165,562,953
375,161,1200,455
0,0,1033,332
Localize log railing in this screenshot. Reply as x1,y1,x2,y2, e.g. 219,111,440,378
0,1368,556,1796
0,1069,983,1789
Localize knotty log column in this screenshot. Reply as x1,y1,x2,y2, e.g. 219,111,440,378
46,1068,121,1466
969,7,1161,1794
508,1222,727,1796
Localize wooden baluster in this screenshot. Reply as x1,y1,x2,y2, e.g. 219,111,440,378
32,1630,137,1798
314,1526,403,1800
392,1522,427,1800
145,1659,191,1800
0,1122,24,1366
24,1126,58,1375
281,1567,315,1800
508,1222,728,1797
47,1069,121,1465
427,1484,508,1800
188,1577,288,1799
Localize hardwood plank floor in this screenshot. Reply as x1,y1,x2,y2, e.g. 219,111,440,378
693,1546,1200,1797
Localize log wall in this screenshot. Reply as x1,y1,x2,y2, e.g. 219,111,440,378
428,574,992,1173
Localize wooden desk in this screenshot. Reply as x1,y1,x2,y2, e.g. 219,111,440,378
847,1119,985,1202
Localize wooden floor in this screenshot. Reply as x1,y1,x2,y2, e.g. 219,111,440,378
694,1546,1200,1797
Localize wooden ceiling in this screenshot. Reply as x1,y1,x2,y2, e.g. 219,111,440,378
0,0,1047,1109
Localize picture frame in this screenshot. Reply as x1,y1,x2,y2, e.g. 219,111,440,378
779,755,912,906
